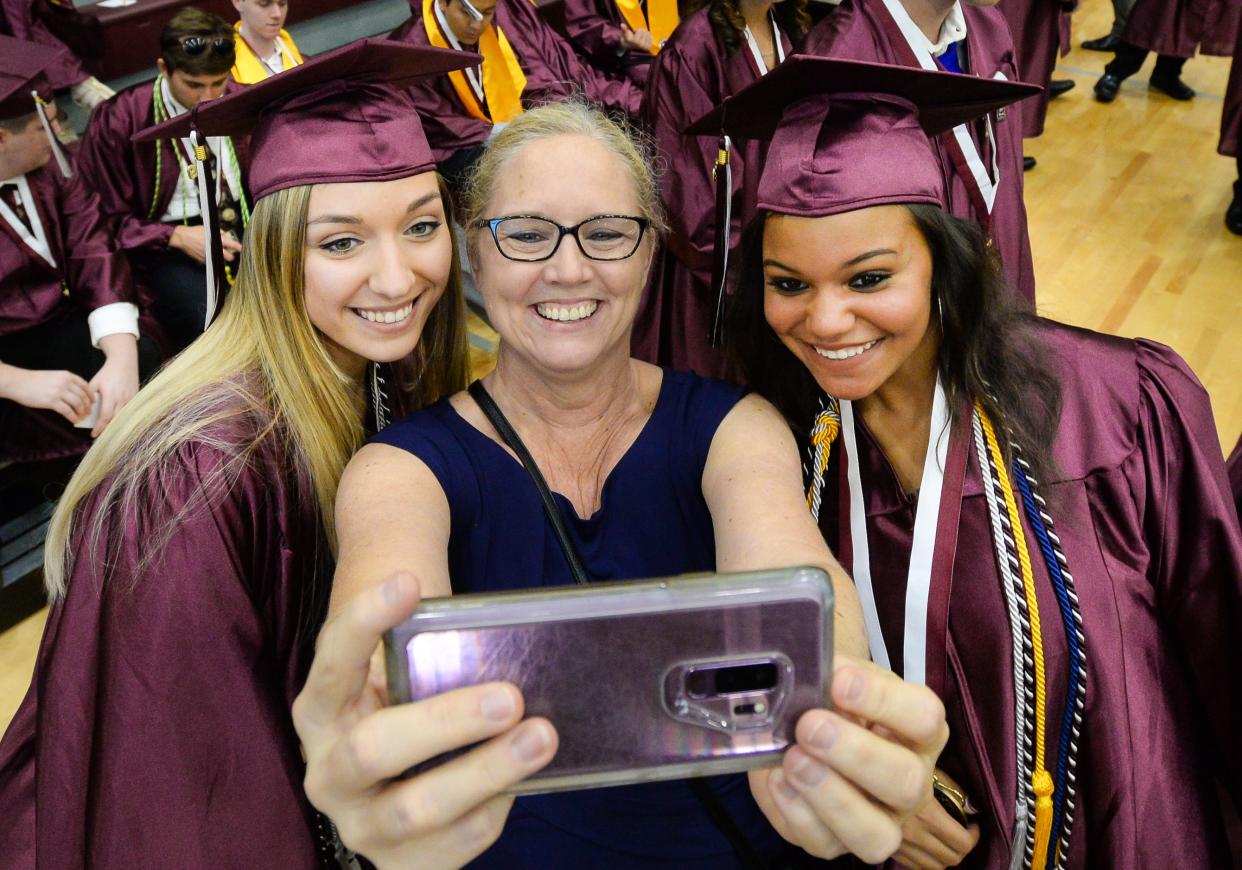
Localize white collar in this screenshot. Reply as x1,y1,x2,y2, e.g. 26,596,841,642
882,0,968,57
0,173,55,267
160,76,189,116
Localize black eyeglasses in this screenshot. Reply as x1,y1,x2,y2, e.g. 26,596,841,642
477,215,649,262
179,36,235,58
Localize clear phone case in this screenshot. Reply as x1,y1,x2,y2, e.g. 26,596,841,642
385,566,833,794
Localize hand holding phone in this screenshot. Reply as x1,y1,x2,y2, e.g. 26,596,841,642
292,573,558,868
750,657,950,863
386,566,834,795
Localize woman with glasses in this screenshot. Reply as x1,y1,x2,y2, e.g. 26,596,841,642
0,42,478,868
295,99,950,868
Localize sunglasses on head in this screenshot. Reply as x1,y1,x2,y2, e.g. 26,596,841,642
178,35,235,58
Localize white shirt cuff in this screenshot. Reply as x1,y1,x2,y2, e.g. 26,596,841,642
87,302,141,347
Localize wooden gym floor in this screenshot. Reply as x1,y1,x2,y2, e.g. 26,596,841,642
2,0,1239,733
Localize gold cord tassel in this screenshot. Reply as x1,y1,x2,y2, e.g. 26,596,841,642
1032,769,1055,870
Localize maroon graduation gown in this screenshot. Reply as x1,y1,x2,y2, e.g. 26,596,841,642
1123,0,1239,58
1220,14,1242,158
77,80,191,263
634,9,793,378
812,321,1242,868
0,164,149,464
561,0,655,86
804,0,1037,303
1000,0,1075,138
390,0,642,164
0,0,89,91
0,407,328,868
1229,434,1242,519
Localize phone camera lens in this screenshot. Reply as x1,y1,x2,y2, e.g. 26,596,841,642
714,662,778,695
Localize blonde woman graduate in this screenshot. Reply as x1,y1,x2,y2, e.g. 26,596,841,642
0,40,476,868
718,56,1242,870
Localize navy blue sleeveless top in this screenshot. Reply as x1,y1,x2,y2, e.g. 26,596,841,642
372,370,821,868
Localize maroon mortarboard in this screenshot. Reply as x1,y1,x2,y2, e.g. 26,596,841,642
0,35,73,177
132,38,479,327
133,37,480,200
684,56,1040,344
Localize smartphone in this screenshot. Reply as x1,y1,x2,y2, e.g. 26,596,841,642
385,565,833,795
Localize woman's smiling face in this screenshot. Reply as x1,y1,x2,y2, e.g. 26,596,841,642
470,133,654,378
761,204,936,402
302,172,452,377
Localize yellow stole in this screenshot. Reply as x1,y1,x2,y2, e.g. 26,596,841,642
422,0,526,123
231,24,305,84
614,0,678,54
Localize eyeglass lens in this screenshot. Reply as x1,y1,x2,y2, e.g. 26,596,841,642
494,217,644,261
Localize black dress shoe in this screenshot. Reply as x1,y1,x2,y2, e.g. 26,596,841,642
1023,156,1037,171
1082,34,1121,52
1049,79,1076,98
1149,73,1195,100
1094,74,1122,102
1226,191,1242,235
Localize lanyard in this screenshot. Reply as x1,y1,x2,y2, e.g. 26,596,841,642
434,1,486,105
0,175,55,268
838,377,966,689
743,13,785,76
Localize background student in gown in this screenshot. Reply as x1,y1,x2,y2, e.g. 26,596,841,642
231,0,305,84
0,40,476,867
634,0,806,379
1092,0,1239,102
77,8,247,354
0,36,159,466
716,56,1242,870
561,0,678,86
802,0,1038,304
0,0,114,109
998,0,1075,155
390,0,641,197
1222,15,1242,235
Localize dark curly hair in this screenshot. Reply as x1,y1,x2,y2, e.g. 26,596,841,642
727,204,1063,484
683,0,812,55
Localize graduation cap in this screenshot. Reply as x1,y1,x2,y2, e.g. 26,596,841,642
0,35,74,178
684,55,1040,344
132,38,480,327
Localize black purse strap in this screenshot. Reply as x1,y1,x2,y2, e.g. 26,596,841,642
468,380,590,586
466,379,767,870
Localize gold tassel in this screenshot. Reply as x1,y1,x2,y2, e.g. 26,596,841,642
1031,768,1054,870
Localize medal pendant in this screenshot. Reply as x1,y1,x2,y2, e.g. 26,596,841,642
220,206,238,224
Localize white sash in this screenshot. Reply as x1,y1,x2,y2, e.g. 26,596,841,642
743,13,786,76
877,0,999,212
839,377,950,685
0,176,56,268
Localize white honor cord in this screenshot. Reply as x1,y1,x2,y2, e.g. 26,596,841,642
32,91,72,179
434,1,486,104
840,376,950,685
190,130,217,328
743,13,786,75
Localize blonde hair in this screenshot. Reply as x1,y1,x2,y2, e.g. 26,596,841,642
461,101,667,255
44,178,469,598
